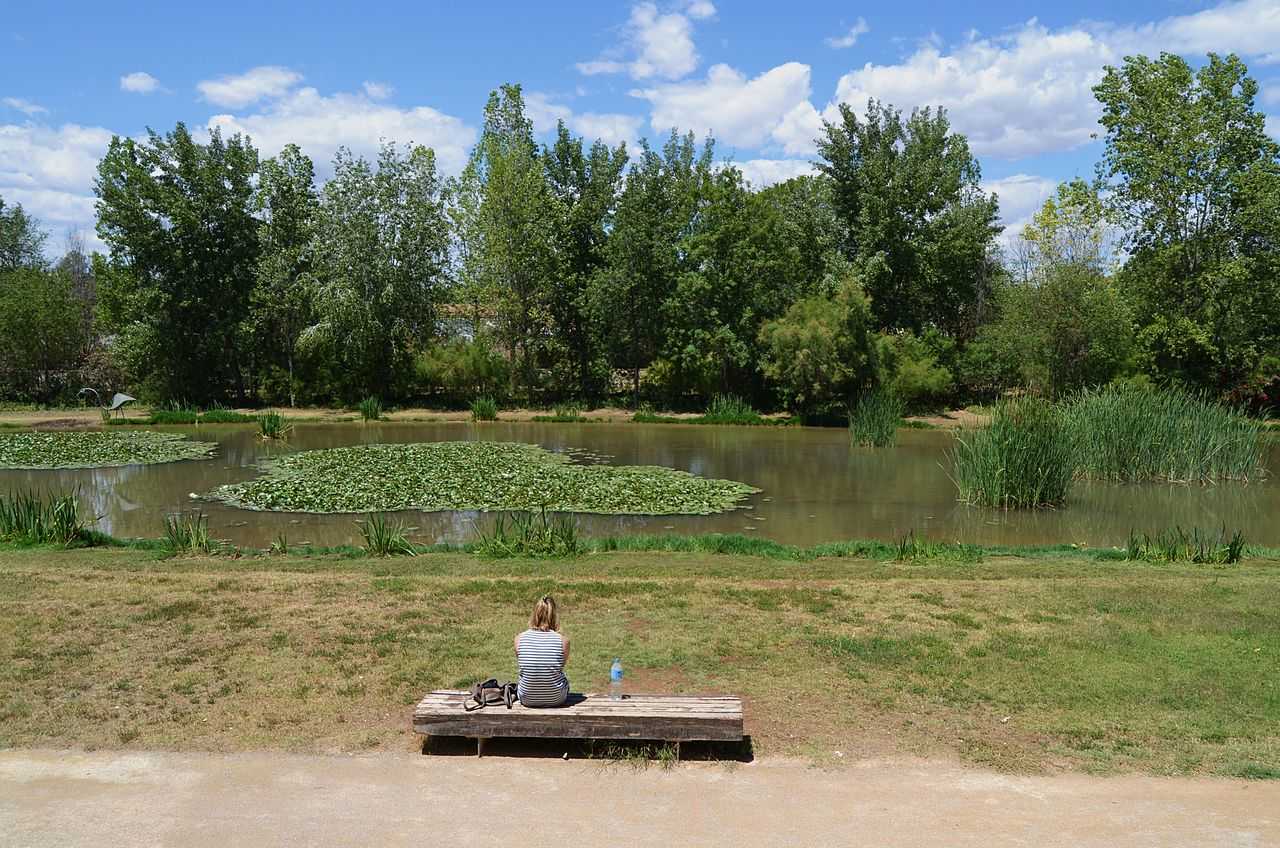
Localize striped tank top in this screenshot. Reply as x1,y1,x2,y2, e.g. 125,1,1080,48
516,628,569,707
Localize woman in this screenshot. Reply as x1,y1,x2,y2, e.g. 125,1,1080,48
515,595,570,707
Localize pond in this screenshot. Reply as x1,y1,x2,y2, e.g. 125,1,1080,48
3,422,1278,548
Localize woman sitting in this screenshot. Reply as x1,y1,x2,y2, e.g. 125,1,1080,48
515,595,570,707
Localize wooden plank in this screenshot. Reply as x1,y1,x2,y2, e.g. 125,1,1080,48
413,690,744,742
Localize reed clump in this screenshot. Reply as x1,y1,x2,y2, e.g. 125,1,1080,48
702,394,764,425
162,511,214,555
0,491,88,546
849,387,904,448
1061,385,1264,483
950,396,1074,509
357,396,383,422
470,396,498,421
1125,526,1247,564
257,410,292,440
474,507,583,558
356,513,415,556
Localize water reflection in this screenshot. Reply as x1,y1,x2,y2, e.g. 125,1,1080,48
1,422,1276,548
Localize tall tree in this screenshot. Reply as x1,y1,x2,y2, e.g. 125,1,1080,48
94,123,260,402
253,144,319,406
594,130,713,399
0,195,47,272
1014,178,1111,281
0,267,88,402
542,122,627,399
817,100,1001,338
1094,52,1280,392
304,142,449,401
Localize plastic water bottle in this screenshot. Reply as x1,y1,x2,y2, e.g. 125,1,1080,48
610,658,624,700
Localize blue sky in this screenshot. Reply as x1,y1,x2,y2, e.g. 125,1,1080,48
3,0,1279,254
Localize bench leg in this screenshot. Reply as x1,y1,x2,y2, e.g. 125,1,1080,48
477,737,487,758
675,741,681,762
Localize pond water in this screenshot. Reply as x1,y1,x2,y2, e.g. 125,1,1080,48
3,422,1278,548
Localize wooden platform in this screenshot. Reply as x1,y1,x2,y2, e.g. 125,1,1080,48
413,690,743,750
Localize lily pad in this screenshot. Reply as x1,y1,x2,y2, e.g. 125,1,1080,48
0,431,217,469
209,441,759,515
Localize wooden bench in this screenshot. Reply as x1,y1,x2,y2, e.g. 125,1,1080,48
413,690,743,756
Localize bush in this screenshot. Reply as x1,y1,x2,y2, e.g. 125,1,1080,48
415,338,510,403
470,396,498,421
1061,384,1264,483
879,331,954,412
950,396,1074,508
849,387,904,447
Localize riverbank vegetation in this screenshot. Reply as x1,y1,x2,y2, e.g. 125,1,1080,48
0,430,216,469
0,543,1275,775
2,53,1275,421
209,441,759,515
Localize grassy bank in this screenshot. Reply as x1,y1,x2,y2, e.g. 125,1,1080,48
0,543,1276,777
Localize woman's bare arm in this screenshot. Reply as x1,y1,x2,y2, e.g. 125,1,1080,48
561,634,570,669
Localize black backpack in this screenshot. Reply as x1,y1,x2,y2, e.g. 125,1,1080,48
465,678,517,711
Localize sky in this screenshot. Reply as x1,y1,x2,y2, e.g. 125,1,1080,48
3,0,1280,255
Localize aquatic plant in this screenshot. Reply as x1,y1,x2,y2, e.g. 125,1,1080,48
703,394,763,425
1124,526,1247,564
210,441,759,515
950,396,1074,509
849,388,904,447
0,491,87,546
162,511,213,555
198,409,254,424
474,506,583,558
356,513,415,556
358,396,382,422
1061,385,1264,483
470,396,498,421
257,411,292,440
0,431,216,469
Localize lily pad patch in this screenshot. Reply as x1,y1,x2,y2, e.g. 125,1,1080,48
0,430,217,469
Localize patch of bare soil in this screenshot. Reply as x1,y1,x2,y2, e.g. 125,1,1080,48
906,409,989,429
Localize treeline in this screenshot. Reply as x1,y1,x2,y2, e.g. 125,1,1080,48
1,52,1277,414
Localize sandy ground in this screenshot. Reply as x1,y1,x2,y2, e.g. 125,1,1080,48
1,749,1276,847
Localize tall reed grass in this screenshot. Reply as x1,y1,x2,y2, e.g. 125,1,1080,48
0,491,87,546
470,396,498,421
357,396,383,422
1125,526,1247,564
474,507,583,558
356,513,415,556
257,410,292,440
950,396,1074,508
849,388,904,447
1062,385,1264,483
702,394,764,425
162,511,213,554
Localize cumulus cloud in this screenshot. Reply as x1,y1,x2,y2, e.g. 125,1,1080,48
3,97,48,115
0,122,113,242
119,72,161,94
826,19,869,49
197,65,303,108
362,81,393,100
632,62,814,151
733,158,816,188
982,173,1058,248
207,85,475,175
825,0,1280,159
525,92,642,148
576,2,706,81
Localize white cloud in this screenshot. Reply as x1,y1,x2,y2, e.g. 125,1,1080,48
207,85,475,175
362,81,393,100
825,0,1280,160
524,92,573,134
0,122,114,247
119,72,160,94
633,62,813,151
524,92,642,148
982,173,1057,248
3,97,48,115
826,19,869,49
577,2,705,81
1267,115,1280,140
733,158,815,188
197,65,302,108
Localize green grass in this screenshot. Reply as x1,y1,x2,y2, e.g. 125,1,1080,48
849,388,905,447
701,394,764,425
198,408,255,424
0,543,1277,776
1062,385,1265,483
1125,527,1248,564
358,396,383,422
470,396,498,421
950,396,1075,509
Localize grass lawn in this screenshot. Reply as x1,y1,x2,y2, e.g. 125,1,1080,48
0,544,1276,777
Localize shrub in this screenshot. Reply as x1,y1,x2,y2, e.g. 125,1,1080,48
879,330,955,412
470,396,498,421
356,513,415,556
1061,384,1264,483
474,507,583,558
950,396,1074,508
849,387,904,447
415,338,509,403
358,396,382,422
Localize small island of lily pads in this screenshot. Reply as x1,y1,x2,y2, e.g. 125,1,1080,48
0,430,217,469
209,441,759,515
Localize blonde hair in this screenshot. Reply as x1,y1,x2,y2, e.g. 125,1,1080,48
529,595,559,631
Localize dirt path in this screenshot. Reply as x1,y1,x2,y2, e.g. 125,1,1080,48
1,749,1275,847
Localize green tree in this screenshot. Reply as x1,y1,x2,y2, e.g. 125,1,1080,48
542,122,627,399
594,131,713,399
253,144,319,406
94,123,260,402
757,261,881,417
304,142,449,401
817,100,1001,337
755,174,843,290
1094,52,1280,393
1015,178,1110,281
0,267,88,402
0,196,48,272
